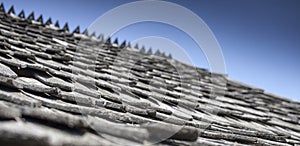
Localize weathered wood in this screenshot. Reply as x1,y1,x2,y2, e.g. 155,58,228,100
0,9,298,146
87,116,149,143
144,122,199,142
0,62,17,78
21,107,88,128
0,121,116,146
0,101,20,119
0,88,41,107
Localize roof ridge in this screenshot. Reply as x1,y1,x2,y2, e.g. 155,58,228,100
0,3,235,84
0,3,173,59
0,3,231,79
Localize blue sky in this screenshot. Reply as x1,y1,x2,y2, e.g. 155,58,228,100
1,0,300,101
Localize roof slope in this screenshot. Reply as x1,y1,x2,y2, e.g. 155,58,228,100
0,6,300,146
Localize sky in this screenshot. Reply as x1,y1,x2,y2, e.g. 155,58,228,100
1,0,300,101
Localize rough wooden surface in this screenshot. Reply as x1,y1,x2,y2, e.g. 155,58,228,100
0,5,300,146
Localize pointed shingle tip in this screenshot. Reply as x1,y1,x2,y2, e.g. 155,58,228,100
90,32,96,38
113,38,118,45
37,15,43,23
0,3,5,13
18,10,25,18
127,42,131,48
134,44,139,49
45,17,52,25
8,5,15,15
120,40,126,48
73,26,80,34
62,23,69,32
55,20,60,28
154,50,161,56
147,48,153,55
105,37,111,44
140,46,146,53
27,12,35,21
97,34,104,41
82,29,88,36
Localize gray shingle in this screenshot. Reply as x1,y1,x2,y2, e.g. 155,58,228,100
0,62,17,78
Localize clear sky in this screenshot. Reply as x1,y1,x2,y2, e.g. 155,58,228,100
1,0,300,101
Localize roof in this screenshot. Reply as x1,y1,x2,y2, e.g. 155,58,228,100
0,4,300,146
